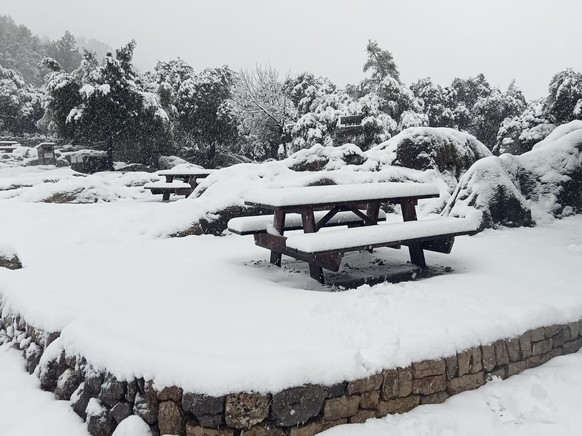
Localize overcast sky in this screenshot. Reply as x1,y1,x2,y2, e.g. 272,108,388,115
2,0,581,99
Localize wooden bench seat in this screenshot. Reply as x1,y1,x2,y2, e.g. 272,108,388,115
144,181,192,200
228,210,387,235
285,217,478,256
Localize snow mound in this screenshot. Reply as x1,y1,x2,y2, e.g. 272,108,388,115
367,127,492,178
445,120,582,228
112,416,152,436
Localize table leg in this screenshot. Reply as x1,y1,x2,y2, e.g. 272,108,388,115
187,176,197,196
270,209,286,266
366,201,381,225
162,190,170,201
301,209,325,284
165,175,173,183
401,198,427,268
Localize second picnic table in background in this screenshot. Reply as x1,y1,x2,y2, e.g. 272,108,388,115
145,168,216,201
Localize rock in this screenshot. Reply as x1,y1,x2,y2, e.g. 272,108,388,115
182,392,224,417
224,392,270,429
134,391,159,425
157,385,183,402
158,401,185,436
349,409,376,423
420,391,449,405
494,340,510,366
71,383,93,420
0,253,22,269
457,347,482,376
377,395,420,415
506,338,522,362
111,401,132,424
322,396,360,421
99,374,127,407
289,143,367,172
507,361,527,377
86,398,113,436
397,367,413,397
242,423,286,436
381,369,398,400
24,342,42,374
481,344,496,372
270,385,326,426
324,382,347,398
185,423,234,436
531,339,552,356
359,390,380,410
445,355,458,380
412,359,446,378
346,373,383,395
85,369,104,395
55,368,82,400
447,372,485,395
412,374,446,396
39,354,67,391
196,414,223,429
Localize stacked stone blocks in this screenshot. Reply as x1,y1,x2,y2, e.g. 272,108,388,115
1,309,581,436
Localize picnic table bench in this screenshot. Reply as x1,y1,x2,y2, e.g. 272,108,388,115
228,182,478,284
145,168,215,201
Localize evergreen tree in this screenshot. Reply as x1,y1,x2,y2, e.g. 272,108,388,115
363,40,400,84
0,65,43,134
544,68,582,124
46,31,83,73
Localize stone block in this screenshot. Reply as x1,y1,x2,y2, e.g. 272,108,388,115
289,421,324,436
552,326,571,347
506,338,521,362
562,337,582,354
487,366,507,381
133,391,159,425
55,368,82,400
183,393,225,417
530,327,545,342
412,359,446,378
157,385,183,402
323,395,360,421
481,344,496,372
71,383,93,421
346,373,383,395
86,398,113,436
398,367,413,397
325,382,347,398
568,321,581,340
99,374,127,408
271,385,326,427
457,347,482,376
520,331,532,358
507,361,527,377
242,424,286,436
224,392,270,429
531,338,552,356
349,409,377,423
197,414,223,429
420,391,449,405
111,401,132,424
444,355,458,381
359,390,380,410
447,372,485,395
158,401,185,436
377,395,420,415
494,340,510,366
544,325,562,338
126,380,139,403
381,369,398,400
412,374,446,396
186,423,234,436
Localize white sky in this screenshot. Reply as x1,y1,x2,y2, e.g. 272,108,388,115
2,0,581,99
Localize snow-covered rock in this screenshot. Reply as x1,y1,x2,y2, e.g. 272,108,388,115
445,120,582,228
0,244,22,269
367,127,492,178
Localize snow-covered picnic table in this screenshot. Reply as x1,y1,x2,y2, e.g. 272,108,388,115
229,182,479,283
145,168,216,201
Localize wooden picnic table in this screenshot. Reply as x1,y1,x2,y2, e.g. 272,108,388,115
147,168,216,201
233,182,477,283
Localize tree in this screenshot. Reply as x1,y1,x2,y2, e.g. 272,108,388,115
363,40,400,84
544,68,582,124
175,66,239,166
48,41,172,165
46,31,83,73
410,78,457,128
0,65,43,134
232,65,296,159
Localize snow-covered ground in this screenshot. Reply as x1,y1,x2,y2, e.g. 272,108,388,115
1,163,582,434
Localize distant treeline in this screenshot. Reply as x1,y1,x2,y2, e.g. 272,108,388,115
1,15,581,167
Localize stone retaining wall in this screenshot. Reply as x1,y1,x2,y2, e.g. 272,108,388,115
1,309,581,436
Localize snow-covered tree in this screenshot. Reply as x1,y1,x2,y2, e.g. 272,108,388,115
0,65,43,134
175,66,239,166
494,100,555,155
362,40,400,85
410,78,457,128
232,65,296,159
544,68,582,124
52,41,172,165
46,31,83,73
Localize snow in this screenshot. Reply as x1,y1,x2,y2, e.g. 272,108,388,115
0,346,88,436
111,416,151,436
243,182,440,208
143,181,191,189
0,178,581,396
323,351,582,436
